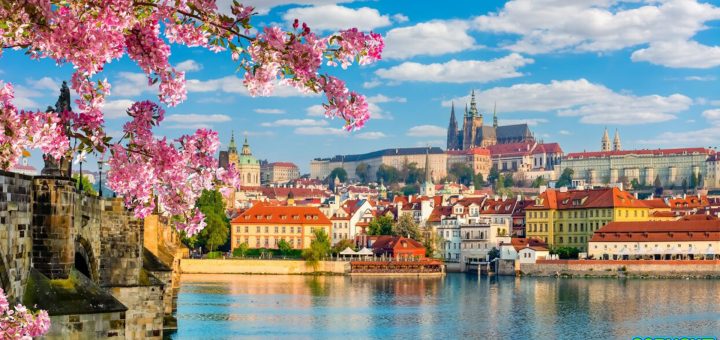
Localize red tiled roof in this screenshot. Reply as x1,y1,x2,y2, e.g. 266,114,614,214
268,162,298,168
446,148,491,156
488,141,536,157
231,204,331,225
506,237,548,252
532,143,563,155
566,147,713,159
372,236,425,255
643,199,670,209
481,198,517,214
527,187,647,210
590,220,720,242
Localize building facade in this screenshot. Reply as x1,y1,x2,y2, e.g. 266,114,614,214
562,130,715,188
311,147,448,182
230,205,332,250
525,187,650,251
447,91,534,150
261,162,300,184
446,148,493,180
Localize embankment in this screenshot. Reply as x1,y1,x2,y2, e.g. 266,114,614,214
520,260,720,278
180,259,349,275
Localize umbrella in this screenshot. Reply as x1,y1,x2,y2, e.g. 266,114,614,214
357,247,374,255
340,247,357,256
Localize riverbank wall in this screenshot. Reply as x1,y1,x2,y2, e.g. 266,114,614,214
180,259,350,275
520,260,720,278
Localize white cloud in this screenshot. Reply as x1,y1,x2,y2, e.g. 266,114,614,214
559,130,572,135
631,40,720,69
362,79,382,89
254,108,286,114
442,79,692,125
499,118,547,126
406,125,446,137
702,109,720,124
414,140,444,147
165,114,232,124
167,123,213,130
306,105,326,117
294,126,345,135
224,0,354,15
28,77,59,91
638,127,720,146
11,85,43,110
355,131,386,140
366,94,406,103
685,75,716,81
392,14,409,23
375,54,533,83
261,119,328,127
283,5,390,31
103,99,135,119
383,20,477,59
186,76,317,97
113,72,156,97
175,60,203,72
244,130,277,137
473,0,720,68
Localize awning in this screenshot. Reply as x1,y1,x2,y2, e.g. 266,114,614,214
707,245,715,255
340,247,358,255
357,247,374,255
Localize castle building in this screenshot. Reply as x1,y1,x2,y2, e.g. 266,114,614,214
561,129,715,188
447,91,534,150
311,147,447,182
219,132,261,186
261,162,300,184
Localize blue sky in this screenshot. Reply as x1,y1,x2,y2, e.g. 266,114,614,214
4,0,720,173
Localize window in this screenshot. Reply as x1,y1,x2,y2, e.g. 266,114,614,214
265,226,269,233
282,227,286,233
245,226,249,233
275,226,279,233
256,226,260,233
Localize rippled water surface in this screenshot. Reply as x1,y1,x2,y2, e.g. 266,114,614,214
170,274,720,339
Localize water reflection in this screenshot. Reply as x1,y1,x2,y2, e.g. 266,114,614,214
172,274,720,339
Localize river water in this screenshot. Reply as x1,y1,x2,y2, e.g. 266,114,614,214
170,274,720,339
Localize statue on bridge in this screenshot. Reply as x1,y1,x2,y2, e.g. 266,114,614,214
41,81,72,177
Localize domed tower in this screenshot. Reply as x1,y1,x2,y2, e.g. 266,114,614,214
613,129,622,151
601,127,611,152
236,135,261,186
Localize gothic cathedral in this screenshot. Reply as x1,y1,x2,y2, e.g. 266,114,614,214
446,90,534,150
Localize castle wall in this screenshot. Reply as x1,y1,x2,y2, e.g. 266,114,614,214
0,171,34,300
45,312,126,339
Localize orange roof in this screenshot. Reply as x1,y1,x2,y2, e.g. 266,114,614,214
643,198,670,209
506,237,548,252
446,148,491,156
230,204,331,225
527,187,647,210
590,220,720,242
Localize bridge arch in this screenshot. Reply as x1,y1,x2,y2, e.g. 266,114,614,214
74,236,98,281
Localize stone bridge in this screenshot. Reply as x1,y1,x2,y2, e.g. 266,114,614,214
0,170,179,339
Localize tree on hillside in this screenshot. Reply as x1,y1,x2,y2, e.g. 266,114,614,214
302,228,331,271
449,163,474,186
278,239,293,257
72,174,97,196
376,164,401,184
654,174,663,196
355,163,371,184
328,167,348,183
698,174,704,189
531,176,547,188
394,214,422,240
368,215,395,236
682,178,688,193
503,173,514,188
488,166,500,184
556,168,574,188
404,162,424,184
689,172,698,189
474,173,485,188
193,190,230,252
401,184,420,196
331,239,356,255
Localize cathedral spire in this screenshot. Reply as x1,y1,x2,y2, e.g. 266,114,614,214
601,127,610,152
228,130,237,154
493,102,498,128
613,129,622,151
241,134,252,156
468,90,479,117
424,147,433,184
447,102,459,150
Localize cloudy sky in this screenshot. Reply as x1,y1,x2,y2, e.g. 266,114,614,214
4,0,720,172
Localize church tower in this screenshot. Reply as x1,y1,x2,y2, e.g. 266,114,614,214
228,131,239,166
492,102,498,128
601,128,611,152
446,102,459,150
421,147,435,197
235,135,260,186
462,90,483,150
613,129,622,151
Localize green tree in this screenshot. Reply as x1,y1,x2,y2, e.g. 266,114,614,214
551,246,580,259
404,162,423,184
698,174,704,189
278,239,292,257
474,173,485,188
531,176,547,188
193,189,230,252
302,228,331,271
503,173,514,188
368,215,395,236
232,242,249,257
376,164,401,184
682,178,688,193
355,163,371,184
496,174,505,191
630,178,641,190
331,239,356,255
654,174,663,196
328,167,348,183
393,214,422,240
401,184,419,196
555,168,574,188
488,166,500,184
689,172,698,189
488,247,500,261
72,174,97,196
449,163,474,186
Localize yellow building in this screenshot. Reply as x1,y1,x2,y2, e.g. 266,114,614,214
525,187,650,251
230,204,332,250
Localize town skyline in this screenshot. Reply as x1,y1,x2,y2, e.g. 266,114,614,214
3,0,720,173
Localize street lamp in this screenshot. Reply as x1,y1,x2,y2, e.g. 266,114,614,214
97,160,105,197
